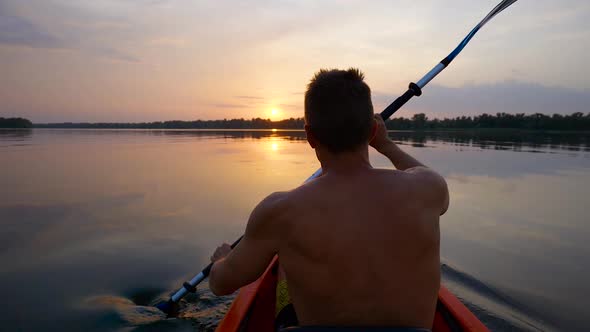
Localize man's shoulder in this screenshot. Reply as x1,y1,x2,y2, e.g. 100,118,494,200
257,191,291,215
388,167,449,214
375,166,443,184
373,166,447,196
286,175,332,199
246,191,293,237
370,167,414,184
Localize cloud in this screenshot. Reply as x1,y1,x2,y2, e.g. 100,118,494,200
374,81,590,118
148,37,186,47
209,103,248,109
278,103,300,110
123,0,169,5
2,0,589,122
0,0,140,62
90,46,141,63
234,96,265,100
0,12,64,49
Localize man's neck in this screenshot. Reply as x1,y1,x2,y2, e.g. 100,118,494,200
317,146,373,175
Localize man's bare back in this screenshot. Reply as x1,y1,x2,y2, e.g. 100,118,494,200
209,69,448,329
275,165,443,328
209,117,448,329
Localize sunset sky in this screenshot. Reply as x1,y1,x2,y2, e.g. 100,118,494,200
1,0,589,123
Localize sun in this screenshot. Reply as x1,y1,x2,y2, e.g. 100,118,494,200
269,108,281,120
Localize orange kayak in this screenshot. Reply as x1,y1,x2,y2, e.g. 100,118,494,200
216,257,489,332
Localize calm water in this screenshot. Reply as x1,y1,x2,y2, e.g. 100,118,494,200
1,129,589,331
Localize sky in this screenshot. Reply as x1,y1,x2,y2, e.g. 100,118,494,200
0,0,589,123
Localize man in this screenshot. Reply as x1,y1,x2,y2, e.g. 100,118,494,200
209,68,449,329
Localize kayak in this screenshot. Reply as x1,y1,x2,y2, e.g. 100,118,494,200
216,257,489,332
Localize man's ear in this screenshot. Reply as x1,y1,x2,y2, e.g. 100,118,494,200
304,124,318,149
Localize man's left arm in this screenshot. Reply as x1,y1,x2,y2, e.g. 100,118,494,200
208,192,285,296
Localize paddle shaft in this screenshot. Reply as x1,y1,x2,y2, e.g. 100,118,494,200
169,236,242,302
161,0,518,307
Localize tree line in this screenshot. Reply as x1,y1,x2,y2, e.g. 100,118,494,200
14,112,590,130
385,112,590,131
34,117,306,129
0,117,33,128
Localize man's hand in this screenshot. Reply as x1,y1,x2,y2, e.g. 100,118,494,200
211,243,232,263
370,114,426,171
370,114,395,152
208,192,284,296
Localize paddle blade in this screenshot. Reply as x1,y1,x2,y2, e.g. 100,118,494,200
480,0,518,28
155,299,179,317
443,0,518,66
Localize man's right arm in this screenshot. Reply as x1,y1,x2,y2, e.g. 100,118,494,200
374,140,425,171
370,114,425,171
370,115,449,215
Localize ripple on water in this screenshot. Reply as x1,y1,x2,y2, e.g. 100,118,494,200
441,263,555,332
82,283,236,331
84,269,556,332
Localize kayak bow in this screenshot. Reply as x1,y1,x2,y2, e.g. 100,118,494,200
216,257,489,332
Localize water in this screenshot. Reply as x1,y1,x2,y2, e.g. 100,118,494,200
1,129,589,331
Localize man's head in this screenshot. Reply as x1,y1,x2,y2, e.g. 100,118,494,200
304,68,374,154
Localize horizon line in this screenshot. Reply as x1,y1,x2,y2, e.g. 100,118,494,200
23,111,590,125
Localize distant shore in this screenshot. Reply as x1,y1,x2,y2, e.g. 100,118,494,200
0,117,33,129
3,112,590,131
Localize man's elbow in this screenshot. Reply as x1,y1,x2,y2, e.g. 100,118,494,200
440,194,450,216
209,264,237,296
209,281,234,296
438,178,450,216
209,280,236,296
417,170,449,215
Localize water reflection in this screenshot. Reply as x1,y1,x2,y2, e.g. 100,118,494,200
0,129,33,147
1,129,589,331
390,130,590,154
12,128,589,154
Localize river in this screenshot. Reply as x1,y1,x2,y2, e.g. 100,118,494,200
1,129,589,331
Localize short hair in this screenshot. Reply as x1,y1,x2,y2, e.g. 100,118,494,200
304,68,374,153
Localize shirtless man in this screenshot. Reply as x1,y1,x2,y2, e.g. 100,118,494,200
209,68,449,329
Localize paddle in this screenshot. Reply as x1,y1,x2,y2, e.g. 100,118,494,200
155,0,519,316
